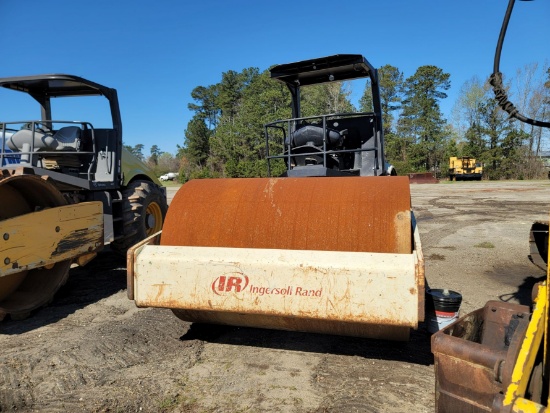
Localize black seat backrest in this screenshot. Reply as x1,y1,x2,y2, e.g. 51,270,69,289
291,125,341,148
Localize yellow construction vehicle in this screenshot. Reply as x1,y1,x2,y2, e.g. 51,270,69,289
0,75,167,320
127,54,425,341
432,1,550,411
448,156,483,181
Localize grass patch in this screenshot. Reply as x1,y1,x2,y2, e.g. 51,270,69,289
474,241,495,249
158,394,193,411
160,181,182,187
428,253,445,261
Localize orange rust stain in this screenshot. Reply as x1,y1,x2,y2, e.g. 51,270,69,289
152,284,167,302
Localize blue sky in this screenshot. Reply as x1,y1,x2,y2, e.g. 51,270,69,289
1,0,548,155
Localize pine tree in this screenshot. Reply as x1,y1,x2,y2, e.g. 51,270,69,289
183,115,211,167
188,85,218,129
361,65,405,168
398,65,450,171
149,145,163,166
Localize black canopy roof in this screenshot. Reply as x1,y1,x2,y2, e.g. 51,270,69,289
0,74,115,99
270,54,376,87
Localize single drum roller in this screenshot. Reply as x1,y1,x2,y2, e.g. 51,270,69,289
128,176,424,341
128,54,424,340
0,74,167,322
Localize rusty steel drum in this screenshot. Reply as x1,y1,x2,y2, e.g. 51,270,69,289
161,176,412,254
154,176,417,339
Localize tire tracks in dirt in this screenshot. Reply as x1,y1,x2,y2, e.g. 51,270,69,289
0,253,205,412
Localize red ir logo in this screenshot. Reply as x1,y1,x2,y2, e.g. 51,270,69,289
211,273,249,295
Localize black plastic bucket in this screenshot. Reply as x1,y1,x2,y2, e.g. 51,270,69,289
426,289,462,333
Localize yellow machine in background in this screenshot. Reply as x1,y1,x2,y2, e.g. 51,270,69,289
448,156,483,181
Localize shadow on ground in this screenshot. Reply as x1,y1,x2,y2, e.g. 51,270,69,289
0,249,126,335
487,262,546,306
180,321,434,366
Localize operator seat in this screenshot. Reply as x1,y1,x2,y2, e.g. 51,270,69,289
291,125,342,148
52,126,81,150
8,126,81,151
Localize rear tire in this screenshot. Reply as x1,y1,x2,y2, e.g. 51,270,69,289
111,180,168,253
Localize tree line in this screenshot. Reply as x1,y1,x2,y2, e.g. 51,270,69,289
128,62,550,181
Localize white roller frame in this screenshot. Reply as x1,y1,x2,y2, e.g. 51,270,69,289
127,222,424,338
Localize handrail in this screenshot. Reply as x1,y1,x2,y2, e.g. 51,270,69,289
265,112,378,175
0,120,97,177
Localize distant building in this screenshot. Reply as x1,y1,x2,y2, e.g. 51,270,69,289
537,151,550,178
538,151,550,168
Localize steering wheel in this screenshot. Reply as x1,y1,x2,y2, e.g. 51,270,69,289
22,122,50,134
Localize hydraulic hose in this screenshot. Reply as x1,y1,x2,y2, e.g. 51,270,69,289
489,0,550,128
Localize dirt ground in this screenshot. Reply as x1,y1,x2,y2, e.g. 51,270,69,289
1,180,549,413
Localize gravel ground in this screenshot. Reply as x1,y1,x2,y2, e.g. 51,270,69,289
1,179,548,412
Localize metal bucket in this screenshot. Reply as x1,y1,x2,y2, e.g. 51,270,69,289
426,289,462,333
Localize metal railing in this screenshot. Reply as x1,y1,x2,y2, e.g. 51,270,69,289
264,112,381,176
1,120,97,181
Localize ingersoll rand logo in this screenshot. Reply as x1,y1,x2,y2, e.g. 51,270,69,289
211,273,249,295
211,273,322,298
